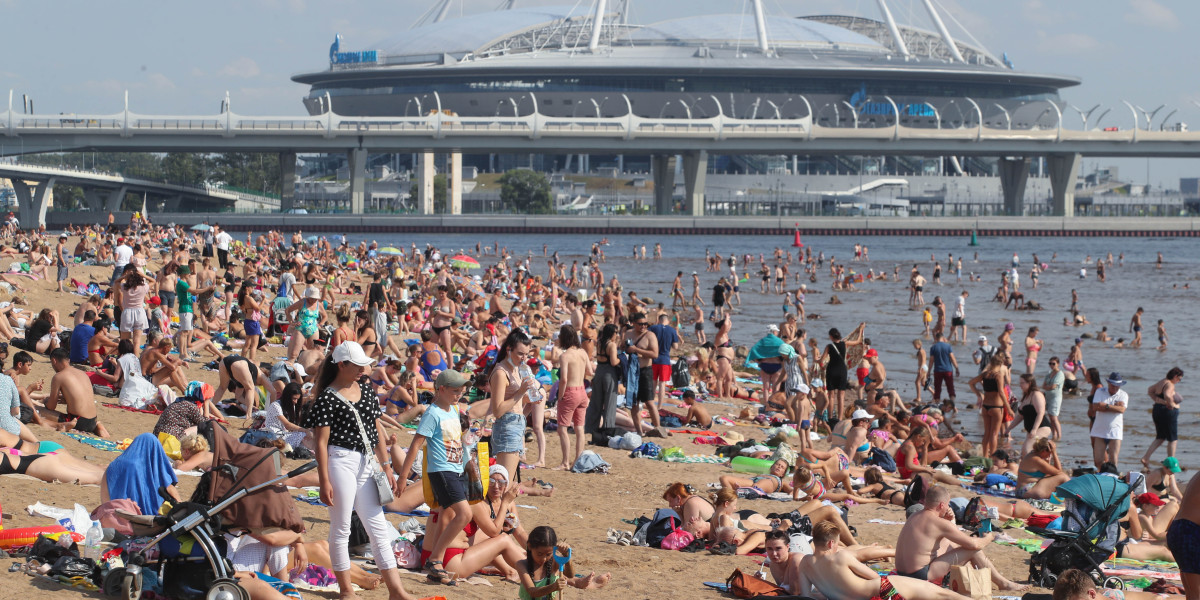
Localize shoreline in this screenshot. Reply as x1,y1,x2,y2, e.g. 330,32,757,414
46,212,1200,236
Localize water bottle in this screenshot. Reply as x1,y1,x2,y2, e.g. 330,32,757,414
519,364,542,403
83,520,103,560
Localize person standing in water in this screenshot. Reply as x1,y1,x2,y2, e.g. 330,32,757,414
1130,307,1145,348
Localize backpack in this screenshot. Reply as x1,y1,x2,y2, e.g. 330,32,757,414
865,447,897,473
959,496,992,533
643,508,682,548
725,568,787,598
671,356,691,388
904,474,929,508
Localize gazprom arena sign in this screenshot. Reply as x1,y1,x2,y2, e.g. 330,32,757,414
329,34,379,65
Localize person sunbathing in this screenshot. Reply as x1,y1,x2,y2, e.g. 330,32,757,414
718,459,793,495
793,467,885,505
0,429,105,485
795,520,968,600
707,487,793,538
1053,567,1184,600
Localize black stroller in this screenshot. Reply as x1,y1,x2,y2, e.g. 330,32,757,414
104,422,314,600
1027,473,1140,589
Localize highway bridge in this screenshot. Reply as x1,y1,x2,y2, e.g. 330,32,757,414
5,92,1200,223
0,160,279,228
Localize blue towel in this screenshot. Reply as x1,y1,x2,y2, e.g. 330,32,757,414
105,433,179,516
746,334,785,363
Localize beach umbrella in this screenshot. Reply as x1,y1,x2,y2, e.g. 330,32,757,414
190,223,211,232
450,254,480,269
378,247,403,256
451,275,487,297
305,235,319,245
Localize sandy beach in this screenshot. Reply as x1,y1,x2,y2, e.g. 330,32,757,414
0,248,1056,600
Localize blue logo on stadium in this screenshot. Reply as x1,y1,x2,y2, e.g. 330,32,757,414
851,83,936,118
329,34,379,65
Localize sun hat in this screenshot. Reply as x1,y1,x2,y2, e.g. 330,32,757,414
304,287,321,299
332,341,374,367
767,324,780,332
1105,372,1127,386
1004,322,1015,331
489,464,510,482
1163,457,1181,473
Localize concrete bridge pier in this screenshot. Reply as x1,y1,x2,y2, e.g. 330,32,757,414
348,149,367,214
164,195,182,212
998,157,1030,216
11,177,56,228
279,152,296,212
1047,153,1081,217
682,150,707,217
417,151,435,215
449,151,462,215
652,154,676,215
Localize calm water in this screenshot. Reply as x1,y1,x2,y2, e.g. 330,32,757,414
348,232,1200,470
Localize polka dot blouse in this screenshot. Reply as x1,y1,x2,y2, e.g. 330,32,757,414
303,378,382,454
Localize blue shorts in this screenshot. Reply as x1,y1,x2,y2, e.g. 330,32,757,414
426,470,468,509
244,319,262,337
491,411,526,454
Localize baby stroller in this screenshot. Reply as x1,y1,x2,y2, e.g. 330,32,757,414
104,421,314,600
1027,473,1140,589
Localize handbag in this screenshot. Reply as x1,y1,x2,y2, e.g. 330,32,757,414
338,393,395,506
725,568,786,598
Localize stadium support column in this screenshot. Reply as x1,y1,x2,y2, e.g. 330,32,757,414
1047,153,1081,217
11,177,56,229
279,152,296,212
418,151,435,215
348,148,367,214
998,157,1029,216
683,150,708,216
652,154,675,215
449,152,462,215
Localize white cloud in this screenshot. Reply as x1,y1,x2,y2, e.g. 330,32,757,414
1034,30,1101,55
218,57,261,79
1124,0,1180,31
146,72,176,91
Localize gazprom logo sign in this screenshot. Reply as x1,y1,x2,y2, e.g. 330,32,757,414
849,83,937,118
329,34,379,65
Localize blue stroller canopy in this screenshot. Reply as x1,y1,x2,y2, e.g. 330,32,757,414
1058,474,1131,515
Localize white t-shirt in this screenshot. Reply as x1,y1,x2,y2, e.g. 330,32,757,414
114,244,133,267
215,232,233,251
1090,387,1128,440
954,296,966,319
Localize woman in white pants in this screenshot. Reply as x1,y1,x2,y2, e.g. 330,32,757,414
306,341,415,600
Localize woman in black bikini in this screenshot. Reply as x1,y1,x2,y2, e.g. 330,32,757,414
0,429,105,485
859,466,907,506
1006,373,1051,457
816,327,861,423
969,354,1011,460
355,309,379,358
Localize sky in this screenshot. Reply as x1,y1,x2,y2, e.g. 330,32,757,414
2,0,1199,189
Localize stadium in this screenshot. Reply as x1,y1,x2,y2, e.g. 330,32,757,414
294,1,1076,129
290,1,1088,213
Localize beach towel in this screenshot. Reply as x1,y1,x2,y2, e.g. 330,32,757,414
63,432,120,453
104,433,179,516
746,334,786,364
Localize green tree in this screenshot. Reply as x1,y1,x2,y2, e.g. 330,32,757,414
209,153,280,195
408,174,447,213
499,169,552,214
161,153,208,186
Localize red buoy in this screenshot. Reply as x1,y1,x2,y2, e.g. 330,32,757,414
792,223,804,248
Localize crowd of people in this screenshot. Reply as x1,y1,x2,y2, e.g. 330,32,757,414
0,212,1196,600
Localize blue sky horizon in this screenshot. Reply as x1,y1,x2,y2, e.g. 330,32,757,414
2,0,1197,189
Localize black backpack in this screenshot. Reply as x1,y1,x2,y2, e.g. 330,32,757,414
642,508,682,548
671,356,691,388
904,474,929,508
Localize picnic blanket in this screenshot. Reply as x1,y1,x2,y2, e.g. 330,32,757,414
658,453,727,464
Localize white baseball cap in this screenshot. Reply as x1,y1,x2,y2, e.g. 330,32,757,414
851,409,872,421
290,363,308,378
332,341,374,366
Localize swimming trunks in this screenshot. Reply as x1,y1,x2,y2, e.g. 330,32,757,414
1167,519,1200,574
874,575,907,600
896,564,930,581
60,413,99,434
